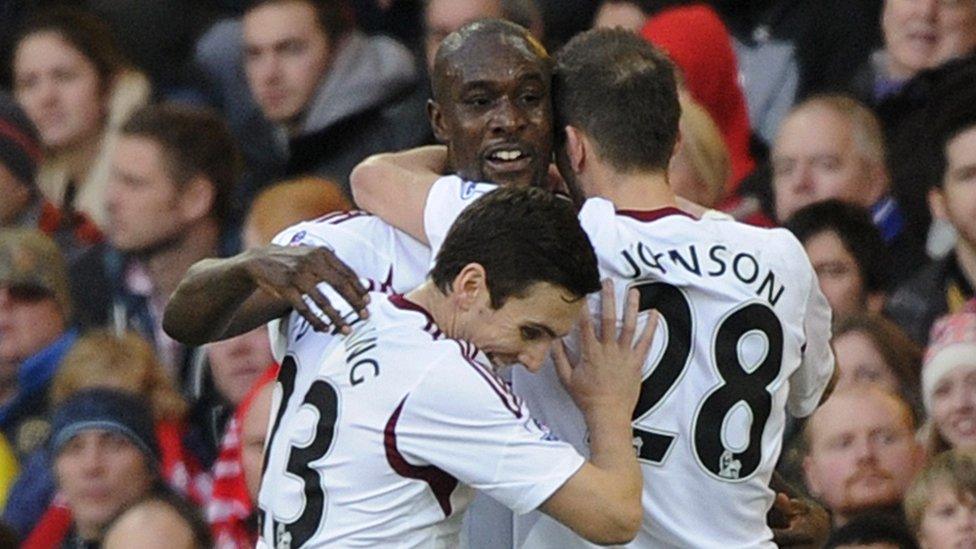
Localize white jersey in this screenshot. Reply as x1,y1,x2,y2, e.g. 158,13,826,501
424,179,835,548
267,210,432,362
257,290,585,548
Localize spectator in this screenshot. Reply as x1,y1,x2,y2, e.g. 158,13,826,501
832,315,923,413
208,366,277,548
73,103,239,385
30,389,165,547
850,0,976,105
0,93,43,230
920,301,976,456
669,92,731,209
11,7,151,236
713,0,882,144
802,388,926,527
784,200,891,321
0,93,108,280
592,0,646,32
905,449,976,549
0,229,75,461
242,176,350,249
424,0,546,72
639,2,755,189
773,96,925,274
5,330,212,540
240,0,429,197
103,489,212,549
824,511,918,549
205,329,274,411
886,90,976,345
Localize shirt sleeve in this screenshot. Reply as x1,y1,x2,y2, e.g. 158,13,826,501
786,242,836,418
423,176,499,257
391,350,585,514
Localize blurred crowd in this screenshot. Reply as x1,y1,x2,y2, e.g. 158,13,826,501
1,0,976,547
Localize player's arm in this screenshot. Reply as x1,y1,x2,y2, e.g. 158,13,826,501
163,244,368,346
350,145,448,244
540,282,657,544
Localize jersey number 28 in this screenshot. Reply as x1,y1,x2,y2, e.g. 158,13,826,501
631,282,784,482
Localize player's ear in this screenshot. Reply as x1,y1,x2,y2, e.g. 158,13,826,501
428,99,450,144
565,125,586,174
178,175,215,223
451,263,490,311
929,186,949,221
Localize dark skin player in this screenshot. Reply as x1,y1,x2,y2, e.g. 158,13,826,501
162,20,554,346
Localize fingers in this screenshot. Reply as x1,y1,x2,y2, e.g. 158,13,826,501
284,288,332,334
633,310,659,361
618,288,639,346
599,279,616,342
316,248,370,317
551,340,573,389
578,300,597,353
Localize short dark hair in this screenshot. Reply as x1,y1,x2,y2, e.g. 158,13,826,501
931,82,976,190
12,6,128,92
432,18,549,105
783,199,892,294
244,0,353,41
431,186,600,308
121,104,240,225
824,511,918,549
553,28,680,173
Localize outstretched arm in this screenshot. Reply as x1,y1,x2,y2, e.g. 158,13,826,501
163,245,368,346
350,145,448,244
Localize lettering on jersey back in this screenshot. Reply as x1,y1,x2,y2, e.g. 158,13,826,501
620,243,786,307
346,322,380,386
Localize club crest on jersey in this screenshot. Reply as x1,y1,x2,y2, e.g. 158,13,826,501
460,181,486,200
288,231,307,246
525,417,559,441
718,450,742,480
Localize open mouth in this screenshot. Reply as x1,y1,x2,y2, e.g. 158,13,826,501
484,145,534,176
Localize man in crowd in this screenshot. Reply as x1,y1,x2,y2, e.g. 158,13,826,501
240,0,428,196
423,0,544,71
887,91,976,344
43,389,165,547
353,28,835,548
803,387,925,527
74,103,238,392
0,229,75,461
0,94,42,231
784,200,892,321
771,95,925,276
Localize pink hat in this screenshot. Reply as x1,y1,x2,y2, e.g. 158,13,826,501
922,300,976,413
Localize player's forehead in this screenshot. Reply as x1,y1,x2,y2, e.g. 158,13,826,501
444,35,549,93
505,282,582,335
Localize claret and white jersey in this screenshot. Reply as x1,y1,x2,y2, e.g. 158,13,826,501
424,179,835,548
257,290,585,548
266,210,432,362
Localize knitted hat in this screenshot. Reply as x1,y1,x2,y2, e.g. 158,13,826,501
0,93,42,187
49,388,160,467
0,228,72,318
922,300,976,413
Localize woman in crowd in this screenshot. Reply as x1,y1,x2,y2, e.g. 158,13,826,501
922,301,976,457
832,314,923,412
11,7,149,242
905,449,976,548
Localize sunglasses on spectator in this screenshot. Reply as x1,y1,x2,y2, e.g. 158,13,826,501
0,284,53,303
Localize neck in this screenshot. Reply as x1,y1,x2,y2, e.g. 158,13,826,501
144,220,221,301
76,518,103,543
587,165,679,211
405,282,465,340
52,135,101,185
956,238,976,287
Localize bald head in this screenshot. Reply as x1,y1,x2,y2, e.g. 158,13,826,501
426,19,553,188
432,19,549,104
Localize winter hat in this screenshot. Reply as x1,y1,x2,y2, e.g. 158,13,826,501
922,300,976,413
